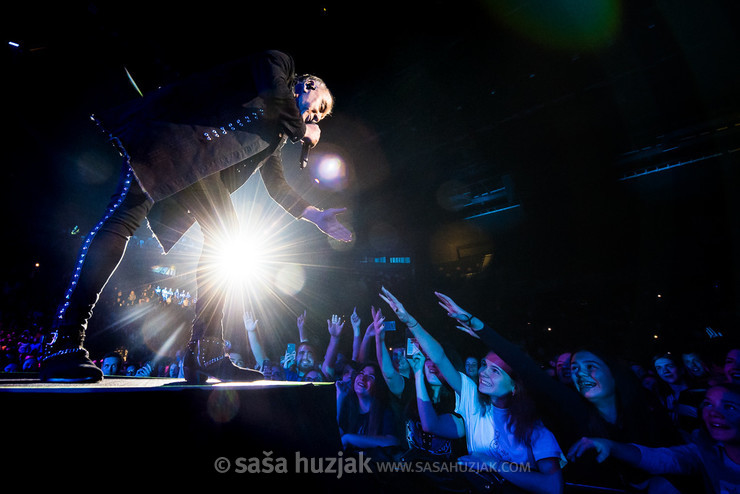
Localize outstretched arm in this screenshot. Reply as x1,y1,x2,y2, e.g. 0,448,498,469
568,437,641,465
435,291,587,431
569,436,703,477
372,306,406,399
379,287,462,393
258,150,351,244
300,206,352,243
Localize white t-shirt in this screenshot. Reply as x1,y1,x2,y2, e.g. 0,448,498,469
455,372,566,468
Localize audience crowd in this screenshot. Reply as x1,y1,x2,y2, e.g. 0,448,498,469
1,285,738,493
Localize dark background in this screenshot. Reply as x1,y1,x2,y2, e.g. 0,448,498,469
2,0,739,366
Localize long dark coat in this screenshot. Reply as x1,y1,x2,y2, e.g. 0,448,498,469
93,50,311,252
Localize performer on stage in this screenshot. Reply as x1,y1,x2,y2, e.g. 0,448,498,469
40,50,352,384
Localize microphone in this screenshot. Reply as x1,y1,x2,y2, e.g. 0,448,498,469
299,140,311,169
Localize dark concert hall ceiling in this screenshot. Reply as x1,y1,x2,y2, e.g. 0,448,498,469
3,0,740,325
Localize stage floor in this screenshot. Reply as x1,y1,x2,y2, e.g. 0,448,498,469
0,372,346,486
0,372,324,390
0,373,626,492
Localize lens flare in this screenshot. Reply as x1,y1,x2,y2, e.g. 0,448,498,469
275,264,306,296
483,0,622,52
207,389,241,423
312,154,348,190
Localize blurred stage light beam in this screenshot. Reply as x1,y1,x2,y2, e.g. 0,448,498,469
125,67,144,97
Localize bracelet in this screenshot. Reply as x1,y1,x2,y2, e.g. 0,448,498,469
461,314,474,324
407,320,419,329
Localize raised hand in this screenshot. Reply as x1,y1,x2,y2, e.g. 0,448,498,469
370,305,386,334
378,286,412,325
350,307,361,335
243,311,259,333
327,314,345,338
296,309,308,342
282,349,296,370
297,309,306,331
434,292,470,321
455,321,481,339
434,291,483,336
407,348,426,375
136,362,153,377
363,321,376,340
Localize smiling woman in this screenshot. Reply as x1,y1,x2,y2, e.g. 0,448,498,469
571,351,617,422
567,383,740,494
377,288,567,494
425,290,685,491
337,362,401,454
567,346,680,442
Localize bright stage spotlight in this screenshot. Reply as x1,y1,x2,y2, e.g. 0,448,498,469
216,234,269,286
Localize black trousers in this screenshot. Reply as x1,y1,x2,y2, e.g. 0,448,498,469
57,158,239,342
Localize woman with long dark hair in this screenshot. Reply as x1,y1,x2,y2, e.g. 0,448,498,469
337,361,400,452
379,288,565,494
433,291,685,492
568,383,740,494
369,304,465,462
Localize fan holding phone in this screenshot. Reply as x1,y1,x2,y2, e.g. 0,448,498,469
370,302,465,464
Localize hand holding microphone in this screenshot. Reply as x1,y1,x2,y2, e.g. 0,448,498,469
300,140,311,169
299,123,321,169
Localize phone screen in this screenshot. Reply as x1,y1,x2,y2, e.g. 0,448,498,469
406,337,419,356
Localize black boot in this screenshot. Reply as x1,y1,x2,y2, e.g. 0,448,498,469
182,338,263,385
39,326,103,383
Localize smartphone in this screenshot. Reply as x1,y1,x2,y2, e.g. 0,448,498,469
383,321,396,331
286,343,296,355
406,337,419,356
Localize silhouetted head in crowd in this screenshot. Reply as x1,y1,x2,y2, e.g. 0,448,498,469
682,350,710,379
337,360,359,383
464,356,479,381
722,347,740,385
652,352,687,388
303,367,325,382
391,346,410,376
101,352,123,376
555,352,573,386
